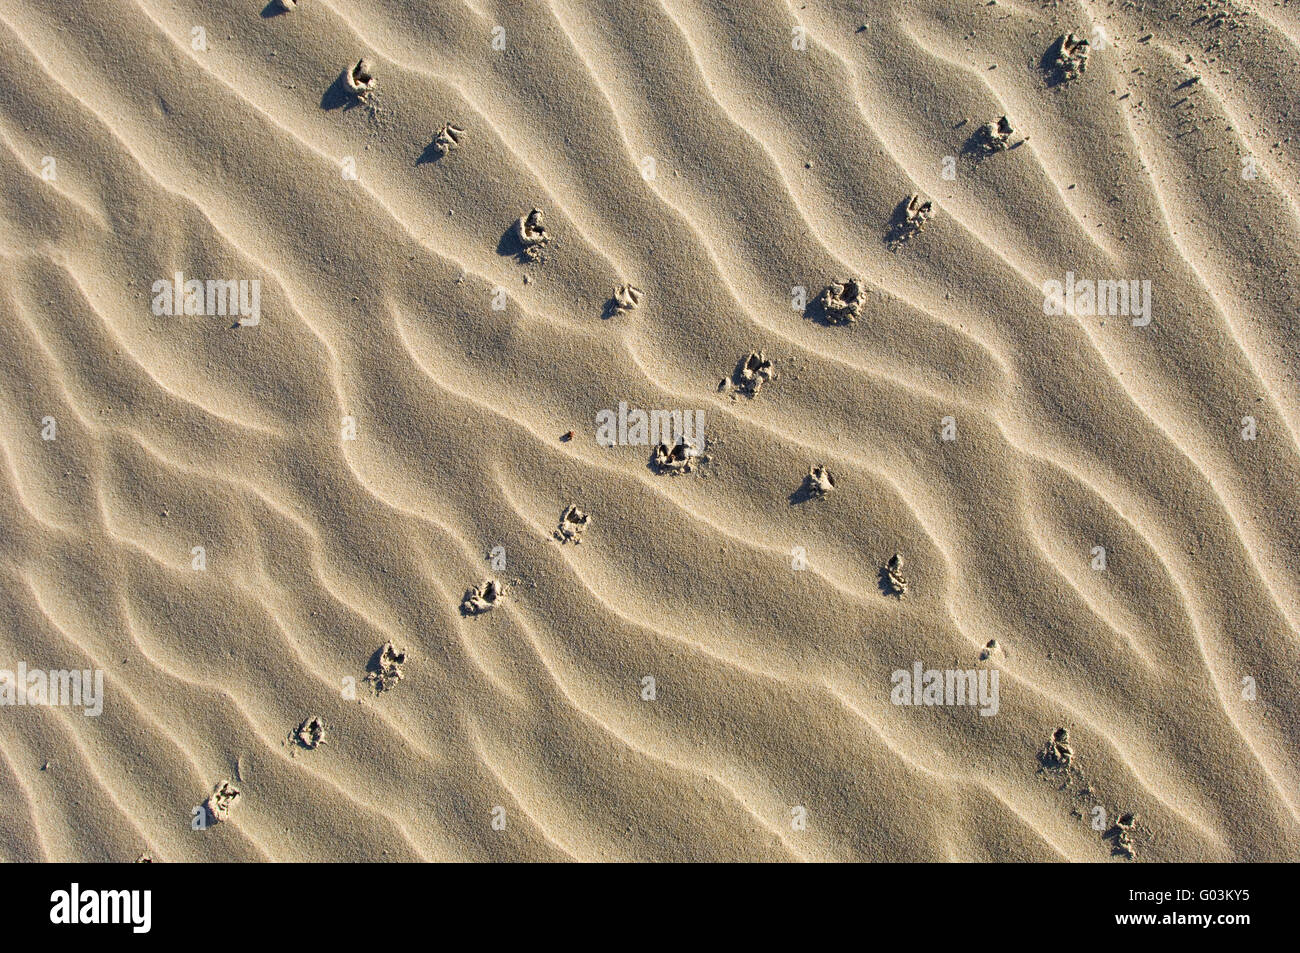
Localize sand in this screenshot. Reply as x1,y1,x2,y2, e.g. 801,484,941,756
0,0,1297,862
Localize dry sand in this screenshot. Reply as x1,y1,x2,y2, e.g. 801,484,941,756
0,0,1297,862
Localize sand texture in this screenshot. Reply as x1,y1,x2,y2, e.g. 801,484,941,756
0,0,1298,862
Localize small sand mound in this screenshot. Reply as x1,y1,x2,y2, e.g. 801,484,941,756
366,641,407,692
970,116,1013,156
804,464,835,496
461,578,504,614
276,0,299,9
204,780,241,824
881,553,909,597
294,716,325,750
887,194,935,247
651,439,702,474
1040,727,1074,769
432,122,465,158
979,638,1000,661
515,208,550,260
816,278,866,324
1051,33,1089,82
555,504,589,543
607,284,644,317
724,350,774,398
344,59,377,98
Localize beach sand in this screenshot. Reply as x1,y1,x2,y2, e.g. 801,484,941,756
0,0,1297,861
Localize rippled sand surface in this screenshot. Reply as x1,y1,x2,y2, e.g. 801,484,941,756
0,0,1297,861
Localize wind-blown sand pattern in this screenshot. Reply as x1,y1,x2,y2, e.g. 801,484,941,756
0,0,1297,863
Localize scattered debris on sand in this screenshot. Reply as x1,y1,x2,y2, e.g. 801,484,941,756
607,284,644,317
1051,33,1090,82
724,351,774,398
204,780,241,825
515,208,550,260
1040,727,1075,769
366,641,408,692
343,59,377,99
881,553,909,596
1105,812,1138,859
651,439,703,474
887,194,935,247
431,122,465,158
461,578,505,614
816,277,867,324
555,504,589,543
295,716,326,750
804,464,836,496
979,638,1000,661
970,116,1014,156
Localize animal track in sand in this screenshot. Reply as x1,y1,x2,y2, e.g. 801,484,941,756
555,504,589,543
723,351,774,398
294,716,326,750
343,59,376,99
979,639,1001,661
515,208,550,260
431,122,465,158
815,278,866,325
366,641,407,692
606,284,643,318
886,194,935,248
204,780,241,824
461,579,504,615
1105,812,1139,860
651,438,703,475
1050,33,1090,83
967,116,1014,158
804,464,836,496
881,553,909,597
1039,727,1075,770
